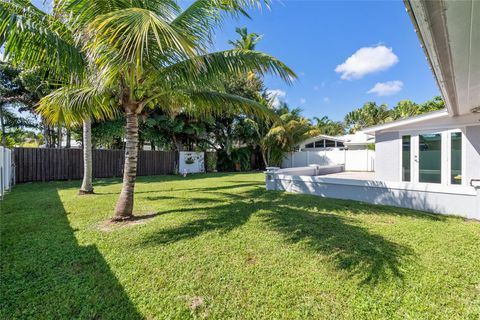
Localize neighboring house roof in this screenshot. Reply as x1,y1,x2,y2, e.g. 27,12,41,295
404,0,480,116
298,132,374,147
300,134,347,146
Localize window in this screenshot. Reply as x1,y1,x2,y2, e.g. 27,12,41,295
314,140,325,148
305,143,314,148
451,132,462,185
419,133,442,183
325,139,336,148
402,135,411,182
337,141,344,148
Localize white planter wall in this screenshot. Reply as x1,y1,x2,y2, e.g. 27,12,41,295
179,151,205,174
282,149,375,172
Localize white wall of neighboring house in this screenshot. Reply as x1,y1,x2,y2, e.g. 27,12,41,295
282,149,375,172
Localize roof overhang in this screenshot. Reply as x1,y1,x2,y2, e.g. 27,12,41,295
404,0,480,116
363,109,450,134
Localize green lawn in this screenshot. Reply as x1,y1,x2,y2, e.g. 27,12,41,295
1,173,479,319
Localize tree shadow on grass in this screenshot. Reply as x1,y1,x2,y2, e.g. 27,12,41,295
260,202,413,285
140,187,420,285
0,185,142,319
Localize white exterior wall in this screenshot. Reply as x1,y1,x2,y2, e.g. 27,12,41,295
268,173,480,220
374,132,401,182
374,124,480,185
465,125,480,184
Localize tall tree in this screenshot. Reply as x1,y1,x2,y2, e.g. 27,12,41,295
228,27,263,50
391,100,419,120
0,63,36,147
0,0,95,194
313,116,345,136
344,102,391,133
3,0,295,220
259,103,318,166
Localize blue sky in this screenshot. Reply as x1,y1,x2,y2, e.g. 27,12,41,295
33,0,440,121
207,0,440,121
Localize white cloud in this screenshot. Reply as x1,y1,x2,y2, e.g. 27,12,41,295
367,80,403,96
313,85,319,91
335,45,399,80
300,98,306,104
266,89,286,108
323,97,330,102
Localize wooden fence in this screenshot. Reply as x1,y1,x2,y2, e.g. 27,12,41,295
14,148,177,183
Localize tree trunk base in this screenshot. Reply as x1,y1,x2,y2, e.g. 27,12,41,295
111,215,135,222
78,189,95,195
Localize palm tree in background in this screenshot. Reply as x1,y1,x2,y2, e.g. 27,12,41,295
0,0,96,194
0,0,296,221
313,116,345,136
344,102,391,133
228,27,263,50
259,103,318,166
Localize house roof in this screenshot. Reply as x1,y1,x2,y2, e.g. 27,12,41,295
362,109,449,134
298,132,373,147
404,0,480,116
299,134,347,146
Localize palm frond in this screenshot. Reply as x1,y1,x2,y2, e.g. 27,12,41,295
86,7,195,67
150,89,278,122
171,0,268,47
37,85,118,126
159,49,296,87
0,0,84,77
64,0,180,26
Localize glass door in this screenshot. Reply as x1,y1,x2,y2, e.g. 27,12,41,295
408,130,463,185
418,133,442,183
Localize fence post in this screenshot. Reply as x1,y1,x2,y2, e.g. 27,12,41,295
1,167,3,200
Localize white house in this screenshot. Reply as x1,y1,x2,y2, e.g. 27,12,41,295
297,132,374,151
267,0,480,220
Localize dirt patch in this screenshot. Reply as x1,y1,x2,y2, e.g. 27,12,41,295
188,296,209,318
246,256,257,265
189,296,204,311
97,213,158,232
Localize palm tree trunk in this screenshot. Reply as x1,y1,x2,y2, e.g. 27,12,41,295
65,130,71,149
260,148,268,168
113,109,138,221
79,118,94,194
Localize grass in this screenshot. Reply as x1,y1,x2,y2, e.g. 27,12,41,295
1,172,479,319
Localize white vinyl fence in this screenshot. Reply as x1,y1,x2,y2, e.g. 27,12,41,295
0,146,14,199
282,149,375,172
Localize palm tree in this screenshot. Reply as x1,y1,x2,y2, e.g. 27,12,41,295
228,27,263,50
0,0,96,194
259,103,318,166
344,102,391,133
313,116,345,136
2,0,296,221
